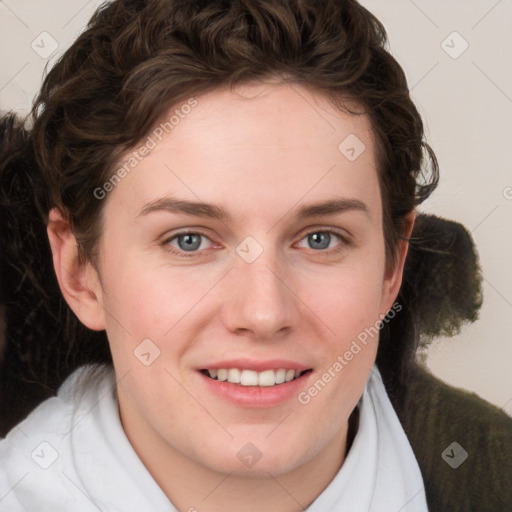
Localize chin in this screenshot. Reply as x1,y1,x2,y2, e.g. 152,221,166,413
192,433,317,478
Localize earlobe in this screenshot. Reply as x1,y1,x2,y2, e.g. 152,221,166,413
380,210,416,315
47,208,106,331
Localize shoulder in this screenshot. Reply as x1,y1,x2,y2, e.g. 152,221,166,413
0,364,115,511
0,364,114,441
394,365,512,512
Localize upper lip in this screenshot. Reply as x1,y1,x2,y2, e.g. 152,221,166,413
198,359,311,372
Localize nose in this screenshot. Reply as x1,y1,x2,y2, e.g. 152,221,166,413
221,245,300,341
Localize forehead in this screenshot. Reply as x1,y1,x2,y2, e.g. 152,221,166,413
107,82,381,224
159,82,375,164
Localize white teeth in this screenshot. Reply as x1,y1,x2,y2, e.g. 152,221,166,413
258,370,276,387
285,369,295,382
227,368,241,384
240,370,259,386
205,368,305,386
275,369,286,384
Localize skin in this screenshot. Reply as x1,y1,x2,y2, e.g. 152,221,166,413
48,82,414,511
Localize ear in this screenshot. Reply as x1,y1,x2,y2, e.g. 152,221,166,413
47,208,106,331
379,210,416,315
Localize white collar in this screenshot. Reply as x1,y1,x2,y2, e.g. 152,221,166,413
307,365,428,511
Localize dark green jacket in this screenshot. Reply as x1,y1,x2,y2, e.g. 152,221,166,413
392,366,512,512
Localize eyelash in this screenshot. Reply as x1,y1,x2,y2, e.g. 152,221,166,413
161,228,352,259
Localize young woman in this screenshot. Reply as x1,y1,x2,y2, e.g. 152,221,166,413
0,1,510,511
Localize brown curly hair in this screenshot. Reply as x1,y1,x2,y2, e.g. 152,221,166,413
1,0,444,433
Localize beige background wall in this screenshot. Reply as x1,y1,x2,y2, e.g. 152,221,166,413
1,0,511,415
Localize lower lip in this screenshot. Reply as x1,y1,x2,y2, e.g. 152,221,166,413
198,371,313,408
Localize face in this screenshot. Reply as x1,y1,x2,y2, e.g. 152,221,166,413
75,83,406,478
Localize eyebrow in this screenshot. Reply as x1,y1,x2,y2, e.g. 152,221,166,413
138,196,369,221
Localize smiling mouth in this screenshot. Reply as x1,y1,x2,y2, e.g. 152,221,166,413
200,368,312,387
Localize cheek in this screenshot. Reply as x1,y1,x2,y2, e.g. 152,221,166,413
297,265,385,416
305,260,386,337
296,258,387,398
101,256,202,333
97,260,180,368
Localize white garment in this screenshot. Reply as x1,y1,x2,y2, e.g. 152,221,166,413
307,365,429,512
0,364,428,511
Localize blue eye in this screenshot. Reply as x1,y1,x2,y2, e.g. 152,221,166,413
303,231,338,250
296,230,349,254
174,233,204,251
164,232,213,257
